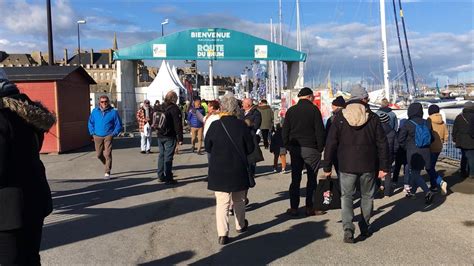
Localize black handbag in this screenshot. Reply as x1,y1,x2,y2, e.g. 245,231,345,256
247,135,264,164
220,121,256,188
314,178,341,211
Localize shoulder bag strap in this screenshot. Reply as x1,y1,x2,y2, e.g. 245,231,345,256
219,120,249,168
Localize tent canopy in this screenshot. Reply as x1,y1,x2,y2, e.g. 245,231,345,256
114,28,306,62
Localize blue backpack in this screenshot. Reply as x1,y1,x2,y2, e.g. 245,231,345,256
409,120,431,148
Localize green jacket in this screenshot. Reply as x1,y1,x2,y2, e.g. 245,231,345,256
258,105,274,130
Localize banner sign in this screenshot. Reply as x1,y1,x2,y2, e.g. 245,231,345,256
115,28,306,62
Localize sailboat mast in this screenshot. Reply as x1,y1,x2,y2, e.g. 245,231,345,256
380,0,391,102
398,0,417,95
279,0,284,94
270,18,275,102
296,0,304,88
392,0,409,94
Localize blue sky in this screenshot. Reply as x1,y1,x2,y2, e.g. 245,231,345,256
0,0,472,87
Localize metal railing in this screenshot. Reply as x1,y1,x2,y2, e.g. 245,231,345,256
440,124,461,161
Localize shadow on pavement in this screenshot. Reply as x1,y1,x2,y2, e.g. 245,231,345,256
191,220,331,265
246,191,289,212
52,176,207,212
63,137,142,154
370,190,446,234
42,196,214,251
138,251,195,265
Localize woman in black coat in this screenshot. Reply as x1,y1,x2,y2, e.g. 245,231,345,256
398,102,434,204
205,94,254,245
0,76,55,264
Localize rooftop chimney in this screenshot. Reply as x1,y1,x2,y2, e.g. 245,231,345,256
90,48,94,65
64,49,68,65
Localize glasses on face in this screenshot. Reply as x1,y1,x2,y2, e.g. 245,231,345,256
100,101,109,103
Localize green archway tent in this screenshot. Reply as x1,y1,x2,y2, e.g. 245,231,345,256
114,28,306,96
114,28,306,62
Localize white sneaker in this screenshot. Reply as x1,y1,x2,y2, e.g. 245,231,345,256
104,173,111,180
440,181,448,195
282,170,288,174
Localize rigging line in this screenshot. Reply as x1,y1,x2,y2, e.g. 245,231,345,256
398,0,417,94
392,0,409,93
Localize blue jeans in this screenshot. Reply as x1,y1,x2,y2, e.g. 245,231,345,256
340,172,375,233
157,137,177,180
427,152,441,188
409,169,429,194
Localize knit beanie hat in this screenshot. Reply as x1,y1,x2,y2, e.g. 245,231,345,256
297,87,313,97
428,104,440,115
332,96,345,107
350,84,369,101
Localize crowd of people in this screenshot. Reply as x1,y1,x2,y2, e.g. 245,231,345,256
86,86,474,246
3,63,474,261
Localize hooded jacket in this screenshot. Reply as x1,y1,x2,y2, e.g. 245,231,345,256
453,108,474,149
323,100,389,173
0,94,55,229
428,113,449,153
398,103,432,170
257,104,274,130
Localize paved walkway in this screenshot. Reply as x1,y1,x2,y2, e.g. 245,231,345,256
40,136,474,265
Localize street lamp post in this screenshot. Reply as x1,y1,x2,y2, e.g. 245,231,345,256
77,20,86,65
161,19,169,37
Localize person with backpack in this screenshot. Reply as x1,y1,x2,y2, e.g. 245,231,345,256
398,102,435,204
453,101,474,178
427,105,449,194
154,91,183,185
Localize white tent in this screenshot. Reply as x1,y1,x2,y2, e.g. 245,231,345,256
146,60,186,104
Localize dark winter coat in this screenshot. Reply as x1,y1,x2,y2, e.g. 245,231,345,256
0,94,55,230
398,103,432,170
157,102,184,142
243,106,262,134
325,108,343,137
323,100,390,174
270,127,284,154
452,108,474,150
205,115,254,192
382,123,399,165
257,105,274,130
282,99,326,152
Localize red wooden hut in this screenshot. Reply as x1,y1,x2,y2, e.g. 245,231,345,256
3,66,96,153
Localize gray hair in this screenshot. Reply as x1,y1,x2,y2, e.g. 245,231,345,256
220,94,239,115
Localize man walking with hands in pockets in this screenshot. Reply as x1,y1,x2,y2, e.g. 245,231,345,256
323,85,389,243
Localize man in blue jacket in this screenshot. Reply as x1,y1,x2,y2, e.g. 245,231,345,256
88,95,122,179
187,97,206,154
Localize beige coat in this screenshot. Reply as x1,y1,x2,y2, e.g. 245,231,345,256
428,113,449,153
